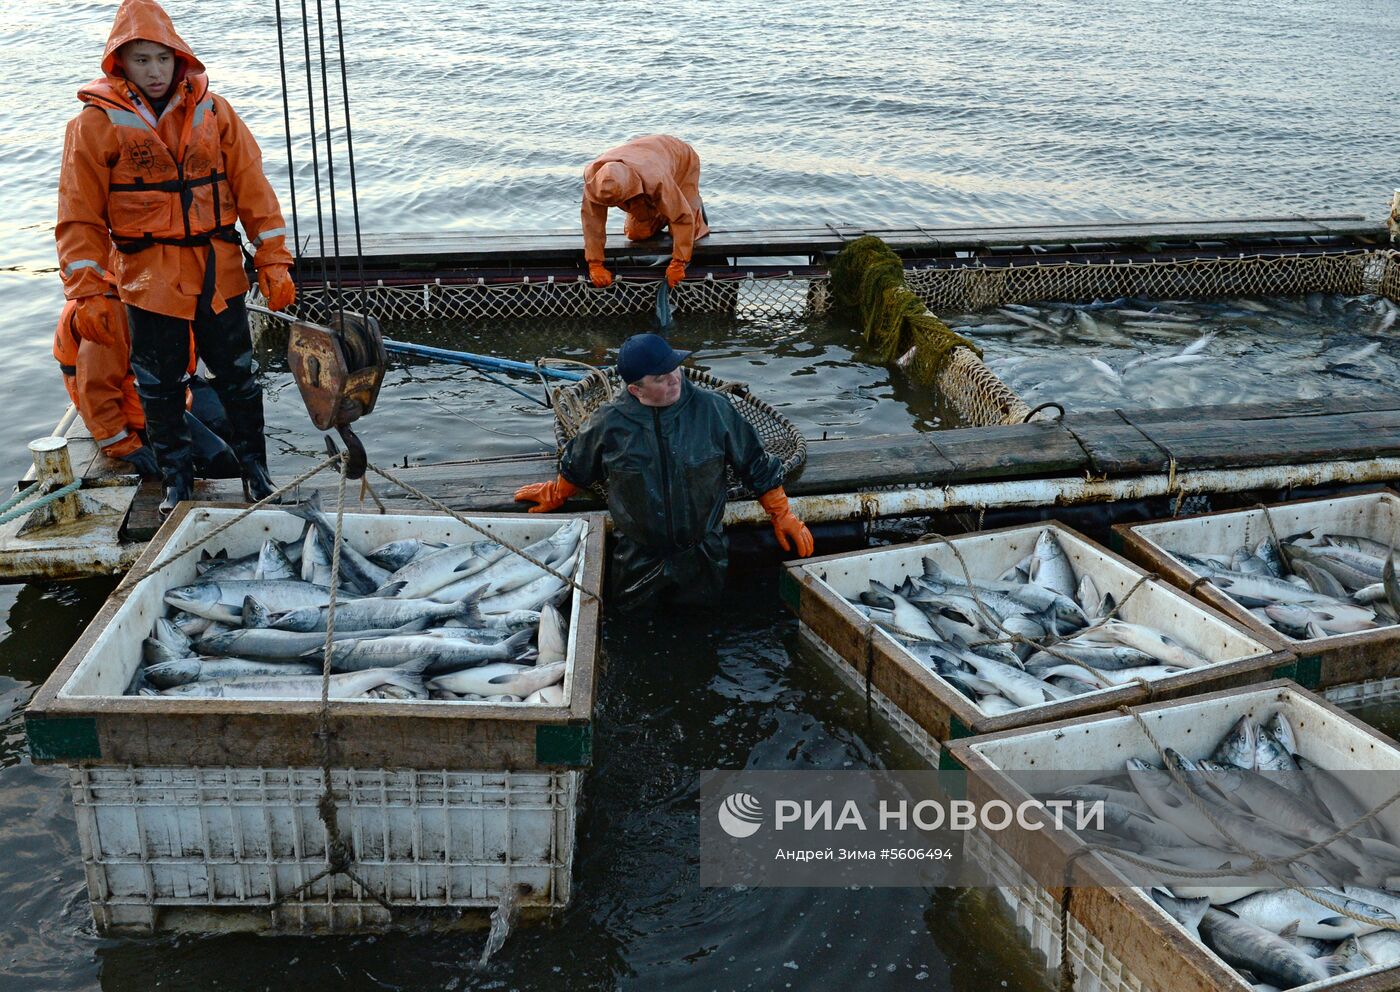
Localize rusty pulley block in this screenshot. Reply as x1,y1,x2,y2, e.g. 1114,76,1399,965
287,311,386,479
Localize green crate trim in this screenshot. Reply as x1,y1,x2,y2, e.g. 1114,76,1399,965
1270,659,1299,681
1293,655,1322,689
26,715,101,761
938,748,964,773
535,723,592,766
778,569,800,613
948,714,973,741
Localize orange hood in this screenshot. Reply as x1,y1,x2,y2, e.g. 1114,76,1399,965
584,162,642,207
99,0,204,84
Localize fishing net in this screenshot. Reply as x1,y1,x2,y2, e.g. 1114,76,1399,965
826,236,1030,426
254,246,1400,430
1381,249,1400,304
280,274,820,327
548,366,808,500
270,249,1397,327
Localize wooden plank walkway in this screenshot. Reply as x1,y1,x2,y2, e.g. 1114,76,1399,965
291,215,1385,269
123,394,1400,540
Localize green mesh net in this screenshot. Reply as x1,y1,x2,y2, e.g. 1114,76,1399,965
828,236,980,382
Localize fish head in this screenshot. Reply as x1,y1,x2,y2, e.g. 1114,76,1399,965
1212,715,1257,770
165,583,221,611
1163,748,1199,775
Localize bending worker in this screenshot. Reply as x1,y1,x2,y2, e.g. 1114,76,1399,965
582,135,710,290
56,0,297,514
515,333,814,610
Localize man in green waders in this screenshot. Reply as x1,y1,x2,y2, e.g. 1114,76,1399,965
515,334,814,610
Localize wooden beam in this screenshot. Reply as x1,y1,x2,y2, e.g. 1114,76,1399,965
290,215,1383,269
124,395,1400,527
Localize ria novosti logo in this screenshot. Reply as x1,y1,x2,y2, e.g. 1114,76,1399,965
717,793,764,838
716,794,1104,838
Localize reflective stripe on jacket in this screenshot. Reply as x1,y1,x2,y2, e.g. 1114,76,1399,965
55,0,292,319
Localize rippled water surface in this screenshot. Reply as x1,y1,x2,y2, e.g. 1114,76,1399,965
2,0,1399,987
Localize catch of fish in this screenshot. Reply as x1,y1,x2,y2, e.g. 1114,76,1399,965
1168,526,1400,642
942,294,1400,412
842,529,1216,715
1037,713,1400,990
129,496,582,704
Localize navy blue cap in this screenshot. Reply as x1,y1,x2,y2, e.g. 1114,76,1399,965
617,333,691,384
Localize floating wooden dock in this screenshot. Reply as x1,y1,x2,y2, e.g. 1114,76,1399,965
113,393,1400,539
6,213,1397,582
293,214,1387,277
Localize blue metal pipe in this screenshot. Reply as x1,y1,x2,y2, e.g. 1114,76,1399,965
383,340,589,381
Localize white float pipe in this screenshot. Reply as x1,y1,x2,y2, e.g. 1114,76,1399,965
722,457,1400,527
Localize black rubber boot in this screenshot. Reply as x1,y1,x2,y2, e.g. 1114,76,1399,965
158,470,194,517
240,457,278,503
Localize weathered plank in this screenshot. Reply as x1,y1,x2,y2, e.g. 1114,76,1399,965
120,393,1400,527
292,215,1382,268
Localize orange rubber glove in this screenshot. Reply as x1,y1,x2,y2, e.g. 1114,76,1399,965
72,294,121,347
588,262,614,288
757,486,814,557
514,476,580,513
257,264,297,312
665,259,687,288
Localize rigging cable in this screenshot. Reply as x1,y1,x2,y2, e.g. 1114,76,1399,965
272,0,301,266
313,0,345,313
297,0,332,304
332,0,367,297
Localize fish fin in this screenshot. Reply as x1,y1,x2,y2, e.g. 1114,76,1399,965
505,629,534,657
376,580,408,598
1322,955,1354,978
395,617,432,633
1276,920,1300,940
453,594,484,627
242,596,272,630
200,549,212,561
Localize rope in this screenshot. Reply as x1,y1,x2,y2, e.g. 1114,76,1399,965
125,455,339,587
1251,502,1292,578
1115,702,1400,932
915,531,1157,697
366,461,600,605
0,480,81,526
0,481,41,516
1021,402,1064,424
268,451,392,915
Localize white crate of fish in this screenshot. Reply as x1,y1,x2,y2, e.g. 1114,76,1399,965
948,680,1400,992
25,501,605,934
1114,489,1400,690
779,522,1294,758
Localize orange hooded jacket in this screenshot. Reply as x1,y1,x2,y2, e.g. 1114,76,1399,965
55,0,292,320
582,135,709,266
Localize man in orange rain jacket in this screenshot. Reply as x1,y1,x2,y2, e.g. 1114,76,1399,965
56,0,296,514
582,135,710,290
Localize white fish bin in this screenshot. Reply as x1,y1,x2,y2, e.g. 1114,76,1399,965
25,503,605,935
779,522,1295,768
1113,488,1400,692
946,679,1400,992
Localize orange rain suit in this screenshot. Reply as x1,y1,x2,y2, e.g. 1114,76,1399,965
52,295,146,460
55,0,293,320
52,282,198,461
582,135,710,267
